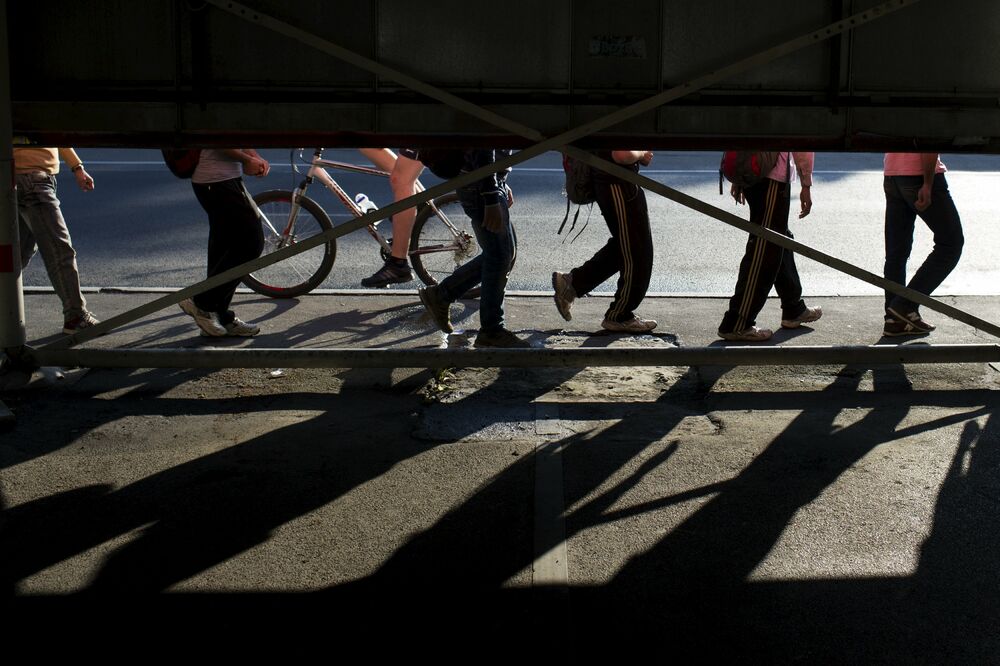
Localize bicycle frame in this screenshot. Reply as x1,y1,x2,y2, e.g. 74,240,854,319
286,148,461,258
246,148,490,298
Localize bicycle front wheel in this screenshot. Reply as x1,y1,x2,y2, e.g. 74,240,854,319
410,193,517,299
243,190,336,298
408,193,479,288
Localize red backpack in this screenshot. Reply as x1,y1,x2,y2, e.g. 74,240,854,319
719,151,779,193
161,149,202,179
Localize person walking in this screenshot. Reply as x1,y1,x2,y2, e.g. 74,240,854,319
14,143,100,335
417,148,528,348
551,150,657,333
881,152,963,336
179,149,269,337
717,151,822,341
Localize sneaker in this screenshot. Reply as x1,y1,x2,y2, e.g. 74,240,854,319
781,305,823,329
361,259,413,288
883,318,932,337
179,298,226,337
601,316,657,334
718,326,773,342
418,286,454,334
201,317,260,337
474,327,531,348
887,307,935,333
63,311,100,335
552,271,576,321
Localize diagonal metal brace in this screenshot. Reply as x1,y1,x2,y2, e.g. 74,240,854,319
47,0,926,351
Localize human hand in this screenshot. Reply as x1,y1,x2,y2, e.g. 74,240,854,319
244,155,270,178
915,183,932,211
483,203,504,233
74,167,95,192
799,186,812,218
505,184,514,209
638,151,653,166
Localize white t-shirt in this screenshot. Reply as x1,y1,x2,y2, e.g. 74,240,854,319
192,149,243,184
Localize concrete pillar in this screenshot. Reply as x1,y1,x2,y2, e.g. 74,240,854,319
0,0,26,353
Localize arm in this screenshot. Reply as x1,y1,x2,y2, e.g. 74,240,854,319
792,152,814,218
915,153,938,211
59,148,94,192
220,148,270,178
467,149,507,233
611,150,653,166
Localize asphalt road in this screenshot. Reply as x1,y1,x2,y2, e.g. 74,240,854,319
24,148,1000,296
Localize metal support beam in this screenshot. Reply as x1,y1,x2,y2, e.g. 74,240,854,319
0,0,26,354
200,0,1000,340
45,0,927,354
26,344,1000,370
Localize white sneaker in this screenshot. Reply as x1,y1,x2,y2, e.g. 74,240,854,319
781,305,823,329
552,271,576,321
201,316,260,337
180,298,226,337
63,311,101,336
718,326,773,342
601,315,657,333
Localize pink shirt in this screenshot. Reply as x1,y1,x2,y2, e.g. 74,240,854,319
767,152,814,186
883,153,946,176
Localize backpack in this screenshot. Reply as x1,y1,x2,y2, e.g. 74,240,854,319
563,154,595,205
417,148,466,180
719,150,779,194
161,149,202,179
558,154,596,238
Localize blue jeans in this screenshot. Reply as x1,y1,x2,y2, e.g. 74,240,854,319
436,185,515,332
883,174,964,315
16,172,88,319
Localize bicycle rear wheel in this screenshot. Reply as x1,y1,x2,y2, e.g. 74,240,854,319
243,190,336,298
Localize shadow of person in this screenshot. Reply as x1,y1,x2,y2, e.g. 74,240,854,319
0,382,430,595
899,414,1000,661
313,363,731,647
564,364,916,659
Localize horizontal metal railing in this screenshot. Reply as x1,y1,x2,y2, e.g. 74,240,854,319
27,344,1000,370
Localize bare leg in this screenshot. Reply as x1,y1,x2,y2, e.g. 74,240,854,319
388,154,425,260
358,148,398,173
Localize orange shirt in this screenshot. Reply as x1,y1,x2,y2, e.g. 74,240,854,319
13,147,83,175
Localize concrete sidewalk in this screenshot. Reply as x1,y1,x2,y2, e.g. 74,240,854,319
3,290,1000,660
13,287,1000,351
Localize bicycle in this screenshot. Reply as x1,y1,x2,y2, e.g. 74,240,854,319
243,148,500,298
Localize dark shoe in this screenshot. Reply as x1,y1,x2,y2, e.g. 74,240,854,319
418,286,453,334
474,327,531,348
552,271,576,321
883,318,932,337
781,305,823,329
63,311,100,335
887,307,935,333
361,259,413,288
